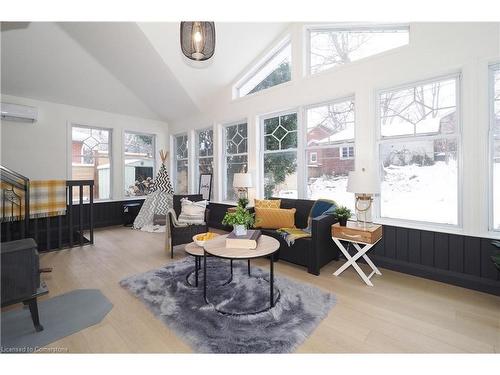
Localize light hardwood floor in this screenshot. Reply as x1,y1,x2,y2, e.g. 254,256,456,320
22,226,500,353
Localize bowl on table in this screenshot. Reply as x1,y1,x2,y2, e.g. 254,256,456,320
193,232,219,247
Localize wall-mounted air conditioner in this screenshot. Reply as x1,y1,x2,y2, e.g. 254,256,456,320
1,102,38,123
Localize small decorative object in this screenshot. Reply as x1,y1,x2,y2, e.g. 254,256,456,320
233,172,252,203
226,230,262,249
347,167,380,228
193,232,219,247
222,206,255,236
180,22,216,61
335,206,352,227
198,173,212,200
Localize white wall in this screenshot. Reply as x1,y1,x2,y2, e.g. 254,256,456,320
169,22,500,239
0,94,169,200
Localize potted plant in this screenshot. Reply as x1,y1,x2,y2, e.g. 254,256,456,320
222,206,255,236
335,206,352,227
237,197,249,209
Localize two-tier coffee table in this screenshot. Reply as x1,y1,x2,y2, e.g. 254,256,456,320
202,234,280,315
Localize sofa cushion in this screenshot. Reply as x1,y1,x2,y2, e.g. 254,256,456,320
178,198,208,225
273,198,314,229
254,207,296,229
254,199,281,209
173,194,203,217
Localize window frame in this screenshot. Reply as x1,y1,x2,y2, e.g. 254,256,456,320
233,36,292,99
70,123,113,201
173,132,189,195
309,152,318,163
305,23,410,77
303,96,356,204
123,130,156,198
195,127,214,196
340,145,355,160
260,109,299,199
222,120,248,202
489,63,500,232
375,72,463,229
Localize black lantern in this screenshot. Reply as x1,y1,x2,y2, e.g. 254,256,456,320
180,22,216,61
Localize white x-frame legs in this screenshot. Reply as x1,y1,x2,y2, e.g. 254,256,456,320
332,237,382,286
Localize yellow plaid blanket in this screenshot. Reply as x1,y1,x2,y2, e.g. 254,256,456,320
1,180,67,221
277,227,311,246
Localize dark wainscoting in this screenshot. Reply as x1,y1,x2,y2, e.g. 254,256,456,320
1,199,145,252
90,199,145,228
368,226,500,296
7,198,497,295
206,202,500,295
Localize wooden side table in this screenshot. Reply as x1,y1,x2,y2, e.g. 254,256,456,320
331,221,383,286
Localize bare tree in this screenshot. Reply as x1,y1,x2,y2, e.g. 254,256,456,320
310,31,370,73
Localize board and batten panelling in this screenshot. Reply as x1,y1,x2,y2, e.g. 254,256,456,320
370,225,500,296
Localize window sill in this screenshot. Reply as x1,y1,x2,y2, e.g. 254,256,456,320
373,217,463,236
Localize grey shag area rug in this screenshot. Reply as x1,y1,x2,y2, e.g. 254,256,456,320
1,289,113,352
120,257,336,353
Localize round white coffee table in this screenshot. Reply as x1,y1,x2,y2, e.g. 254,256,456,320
202,234,280,315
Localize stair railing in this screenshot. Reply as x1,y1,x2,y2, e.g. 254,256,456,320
1,165,94,251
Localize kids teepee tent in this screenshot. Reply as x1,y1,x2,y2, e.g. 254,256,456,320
133,150,174,232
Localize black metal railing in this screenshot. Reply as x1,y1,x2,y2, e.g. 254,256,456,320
1,165,30,239
1,166,94,251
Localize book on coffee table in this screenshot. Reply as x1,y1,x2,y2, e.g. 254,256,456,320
226,230,262,249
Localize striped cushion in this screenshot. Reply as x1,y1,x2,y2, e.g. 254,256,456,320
254,207,296,229
254,199,281,209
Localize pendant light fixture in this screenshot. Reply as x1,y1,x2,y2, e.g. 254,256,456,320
180,22,216,61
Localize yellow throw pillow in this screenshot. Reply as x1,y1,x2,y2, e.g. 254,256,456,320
254,207,296,229
254,199,281,209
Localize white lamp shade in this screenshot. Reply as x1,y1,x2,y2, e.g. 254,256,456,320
233,173,253,188
347,168,380,194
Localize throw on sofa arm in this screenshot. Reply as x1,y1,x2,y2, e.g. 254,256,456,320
309,214,339,275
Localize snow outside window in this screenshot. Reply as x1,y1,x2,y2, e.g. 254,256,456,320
305,98,355,211
378,75,460,225
224,123,248,201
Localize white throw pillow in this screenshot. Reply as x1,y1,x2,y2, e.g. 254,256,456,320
177,198,207,225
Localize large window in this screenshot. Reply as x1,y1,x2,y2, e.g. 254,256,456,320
174,134,189,194
124,132,155,197
235,40,291,98
308,25,409,75
491,64,500,231
378,75,460,225
262,112,298,198
305,98,355,211
196,128,214,198
71,125,111,201
223,122,248,201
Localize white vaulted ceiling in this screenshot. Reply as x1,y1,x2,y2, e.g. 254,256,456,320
1,21,288,123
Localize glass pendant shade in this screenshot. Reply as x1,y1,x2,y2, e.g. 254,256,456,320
180,22,216,61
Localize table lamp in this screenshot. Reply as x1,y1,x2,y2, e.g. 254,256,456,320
233,173,252,205
346,167,380,228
